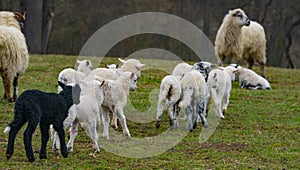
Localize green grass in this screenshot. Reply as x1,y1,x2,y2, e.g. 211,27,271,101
0,54,299,169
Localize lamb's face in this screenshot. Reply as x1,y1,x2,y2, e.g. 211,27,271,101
192,61,212,82
129,72,137,91
230,8,250,27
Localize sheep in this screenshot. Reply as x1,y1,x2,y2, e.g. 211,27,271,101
0,11,29,102
58,60,92,92
231,64,271,90
172,61,212,82
178,70,208,131
66,79,105,154
4,81,81,162
156,75,181,129
206,66,238,119
101,72,137,139
215,8,266,77
87,58,145,129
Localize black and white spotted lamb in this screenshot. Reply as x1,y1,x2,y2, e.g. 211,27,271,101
3,81,81,162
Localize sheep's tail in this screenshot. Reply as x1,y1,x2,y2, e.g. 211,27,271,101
3,126,11,134
160,84,172,102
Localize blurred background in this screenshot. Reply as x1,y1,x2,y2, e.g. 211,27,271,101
1,0,300,68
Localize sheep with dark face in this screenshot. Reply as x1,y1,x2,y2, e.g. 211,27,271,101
0,11,28,102
4,81,81,162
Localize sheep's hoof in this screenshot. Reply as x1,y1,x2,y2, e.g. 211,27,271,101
28,156,35,162
222,109,226,115
39,155,47,159
156,121,161,129
111,124,118,129
6,153,12,160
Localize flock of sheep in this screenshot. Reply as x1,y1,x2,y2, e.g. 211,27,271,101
1,8,272,162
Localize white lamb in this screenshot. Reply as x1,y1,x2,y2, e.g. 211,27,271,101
66,79,105,154
101,72,138,139
215,8,266,77
206,66,238,119
58,60,92,92
106,63,118,69
172,61,212,81
87,58,145,129
179,70,208,131
156,75,182,129
231,64,271,90
0,11,28,102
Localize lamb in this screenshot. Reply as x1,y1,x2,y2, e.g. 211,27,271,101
231,64,271,90
87,58,145,129
156,75,181,129
0,11,29,102
101,72,137,139
206,66,238,119
105,63,118,69
178,70,208,131
4,81,81,162
172,62,212,82
66,79,105,154
215,8,266,77
57,60,92,91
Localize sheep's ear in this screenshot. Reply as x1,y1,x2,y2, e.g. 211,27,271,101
86,60,92,67
130,72,135,79
76,60,80,67
116,64,119,68
118,58,126,64
100,80,105,88
14,12,26,21
58,81,66,89
105,64,109,68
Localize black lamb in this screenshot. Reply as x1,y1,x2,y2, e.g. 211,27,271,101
4,81,81,162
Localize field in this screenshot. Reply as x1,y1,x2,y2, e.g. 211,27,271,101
0,55,299,169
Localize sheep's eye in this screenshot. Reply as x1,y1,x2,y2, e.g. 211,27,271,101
134,80,137,82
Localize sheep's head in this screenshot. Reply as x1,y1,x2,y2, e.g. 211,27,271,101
58,81,81,105
192,61,212,82
228,8,250,27
75,60,93,75
0,11,25,30
118,58,145,80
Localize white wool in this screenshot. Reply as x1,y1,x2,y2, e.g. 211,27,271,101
179,70,208,131
0,11,28,101
215,8,266,77
172,63,192,77
235,65,271,90
156,75,182,129
206,66,237,119
101,72,137,139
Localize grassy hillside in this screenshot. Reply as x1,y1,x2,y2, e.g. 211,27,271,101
0,55,299,169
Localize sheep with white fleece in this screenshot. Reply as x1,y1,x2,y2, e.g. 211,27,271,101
0,11,28,102
179,70,208,131
215,8,266,77
172,61,212,82
156,75,181,129
66,79,105,154
58,60,92,92
101,72,138,139
87,58,145,129
206,66,238,119
231,64,271,90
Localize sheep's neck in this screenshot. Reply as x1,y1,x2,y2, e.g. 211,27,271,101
223,23,242,46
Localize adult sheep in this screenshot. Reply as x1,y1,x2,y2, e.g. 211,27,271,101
215,8,266,77
0,11,28,102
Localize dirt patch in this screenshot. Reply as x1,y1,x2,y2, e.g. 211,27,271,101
198,142,247,152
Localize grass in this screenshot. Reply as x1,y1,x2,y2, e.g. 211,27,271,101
0,54,299,169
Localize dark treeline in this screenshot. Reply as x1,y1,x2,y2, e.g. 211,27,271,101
1,0,300,68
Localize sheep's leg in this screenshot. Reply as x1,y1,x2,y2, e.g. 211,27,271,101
212,90,224,119
24,119,39,162
247,57,254,70
111,114,118,129
185,106,193,132
55,124,68,158
114,107,130,138
88,121,100,153
6,117,26,160
156,99,164,129
259,62,265,78
13,74,19,101
39,121,50,159
173,103,180,128
222,92,230,116
192,103,199,129
198,101,208,128
2,74,13,102
67,120,79,153
101,107,110,139
167,102,175,127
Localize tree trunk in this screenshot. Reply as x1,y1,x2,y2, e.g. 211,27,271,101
42,0,53,54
